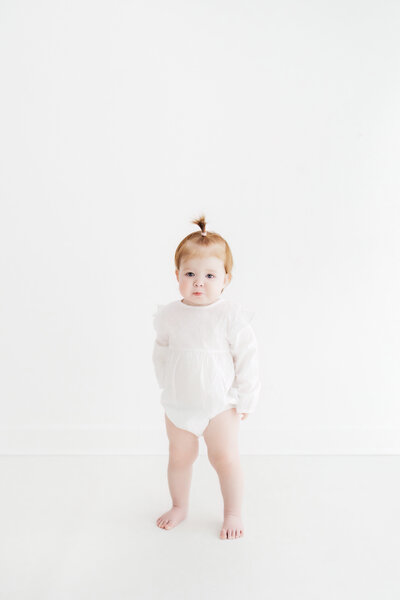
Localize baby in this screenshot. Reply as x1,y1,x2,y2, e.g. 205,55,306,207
152,215,261,540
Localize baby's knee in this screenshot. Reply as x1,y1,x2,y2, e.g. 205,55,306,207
169,443,199,466
208,450,240,471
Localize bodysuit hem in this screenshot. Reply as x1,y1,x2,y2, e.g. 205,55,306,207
164,403,237,437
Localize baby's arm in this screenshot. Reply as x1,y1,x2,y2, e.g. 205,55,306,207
152,335,169,389
152,306,169,389
228,316,261,415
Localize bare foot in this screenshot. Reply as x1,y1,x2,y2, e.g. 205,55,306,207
156,506,187,530
220,514,244,540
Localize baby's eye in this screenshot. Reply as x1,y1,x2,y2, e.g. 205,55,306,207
184,272,214,278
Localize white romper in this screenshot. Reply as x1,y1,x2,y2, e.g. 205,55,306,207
152,296,261,437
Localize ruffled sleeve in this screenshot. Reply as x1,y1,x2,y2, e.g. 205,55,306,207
152,304,169,389
227,304,261,414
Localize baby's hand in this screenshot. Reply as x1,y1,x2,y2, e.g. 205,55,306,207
239,413,249,420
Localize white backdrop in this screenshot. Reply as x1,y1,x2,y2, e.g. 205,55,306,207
0,0,399,454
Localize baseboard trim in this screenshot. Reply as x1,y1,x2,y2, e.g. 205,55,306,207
0,427,399,455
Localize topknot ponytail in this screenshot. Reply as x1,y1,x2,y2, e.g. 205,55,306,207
192,214,207,236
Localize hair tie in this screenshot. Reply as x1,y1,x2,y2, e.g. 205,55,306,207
201,231,207,236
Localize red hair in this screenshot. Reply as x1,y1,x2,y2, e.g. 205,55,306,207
174,215,233,275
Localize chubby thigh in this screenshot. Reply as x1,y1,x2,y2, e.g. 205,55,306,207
164,406,240,462
203,407,241,465
165,413,200,462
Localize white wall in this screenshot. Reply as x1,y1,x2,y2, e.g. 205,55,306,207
1,0,399,454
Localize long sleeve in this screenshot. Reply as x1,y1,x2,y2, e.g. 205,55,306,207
228,306,261,414
152,305,169,389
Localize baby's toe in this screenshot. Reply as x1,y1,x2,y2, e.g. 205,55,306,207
220,528,227,539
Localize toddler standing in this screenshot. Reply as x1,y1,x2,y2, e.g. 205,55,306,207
152,215,261,540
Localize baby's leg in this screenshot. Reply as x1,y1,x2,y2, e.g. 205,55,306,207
203,407,244,540
156,413,199,530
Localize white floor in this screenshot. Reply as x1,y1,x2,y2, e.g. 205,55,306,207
0,455,399,600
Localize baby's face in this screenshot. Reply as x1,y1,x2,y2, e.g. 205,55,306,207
176,254,231,306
